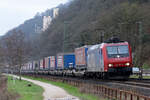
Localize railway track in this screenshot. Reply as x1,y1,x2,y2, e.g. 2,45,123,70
112,81,150,89
110,78,150,89
26,74,150,89
124,81,150,88
130,78,150,81
24,74,150,97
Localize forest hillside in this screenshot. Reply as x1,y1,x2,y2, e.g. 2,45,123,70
3,0,150,68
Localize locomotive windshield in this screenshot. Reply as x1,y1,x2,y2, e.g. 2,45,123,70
107,45,129,58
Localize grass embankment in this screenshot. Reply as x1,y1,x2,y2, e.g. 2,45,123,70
0,76,16,100
130,75,150,79
24,76,102,100
7,76,44,100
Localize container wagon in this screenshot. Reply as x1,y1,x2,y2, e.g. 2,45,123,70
75,45,91,70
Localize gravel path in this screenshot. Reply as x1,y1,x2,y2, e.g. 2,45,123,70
9,75,79,100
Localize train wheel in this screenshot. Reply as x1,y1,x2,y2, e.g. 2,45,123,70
103,73,109,80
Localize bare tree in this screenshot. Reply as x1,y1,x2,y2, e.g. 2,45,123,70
3,30,29,80
0,43,6,74
3,32,18,74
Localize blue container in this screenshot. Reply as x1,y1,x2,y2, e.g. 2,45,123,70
48,57,50,69
85,47,88,65
56,53,75,69
64,53,75,69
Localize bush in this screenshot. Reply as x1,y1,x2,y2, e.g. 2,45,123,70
143,63,150,69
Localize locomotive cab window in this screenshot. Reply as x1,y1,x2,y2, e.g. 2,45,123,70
107,45,129,58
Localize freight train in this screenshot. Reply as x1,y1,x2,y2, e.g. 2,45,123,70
22,38,133,79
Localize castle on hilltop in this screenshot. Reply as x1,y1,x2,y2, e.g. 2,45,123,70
42,8,59,31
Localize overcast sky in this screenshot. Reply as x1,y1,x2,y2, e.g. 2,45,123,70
0,0,69,36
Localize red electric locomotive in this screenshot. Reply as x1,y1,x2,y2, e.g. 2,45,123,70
87,37,132,79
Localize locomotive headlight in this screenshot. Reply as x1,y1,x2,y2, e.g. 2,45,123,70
125,63,130,66
108,64,113,67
